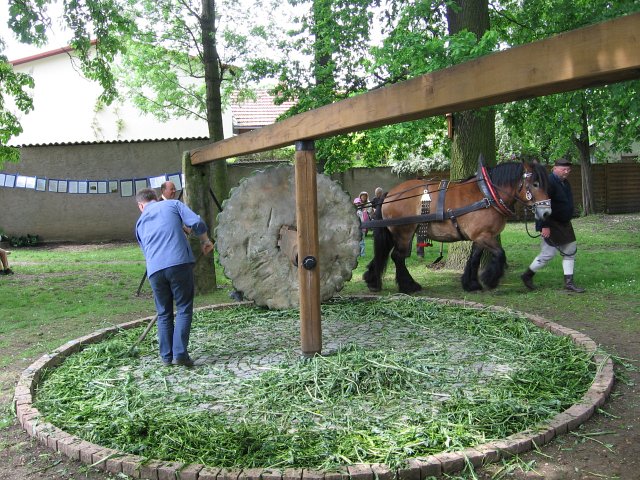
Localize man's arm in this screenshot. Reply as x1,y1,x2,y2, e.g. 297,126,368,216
176,202,213,254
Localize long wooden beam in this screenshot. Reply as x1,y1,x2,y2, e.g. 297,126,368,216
191,13,640,164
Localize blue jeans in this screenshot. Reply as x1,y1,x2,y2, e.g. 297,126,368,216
148,263,194,363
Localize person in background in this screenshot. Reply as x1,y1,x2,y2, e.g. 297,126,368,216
354,197,365,257
159,179,242,302
520,159,585,293
0,248,14,275
357,191,373,230
370,187,384,219
160,181,178,201
135,188,214,367
355,192,372,256
160,180,191,235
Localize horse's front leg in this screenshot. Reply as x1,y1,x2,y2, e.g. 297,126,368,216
462,242,484,291
479,238,506,289
390,228,422,294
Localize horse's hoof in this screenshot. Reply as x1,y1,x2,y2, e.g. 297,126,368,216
462,282,482,292
400,284,422,294
367,285,382,292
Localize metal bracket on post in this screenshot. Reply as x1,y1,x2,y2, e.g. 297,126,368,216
294,140,322,357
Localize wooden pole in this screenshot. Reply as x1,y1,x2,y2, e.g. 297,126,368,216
182,152,217,294
294,141,322,357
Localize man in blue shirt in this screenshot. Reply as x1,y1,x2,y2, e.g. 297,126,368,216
520,159,585,293
135,188,214,366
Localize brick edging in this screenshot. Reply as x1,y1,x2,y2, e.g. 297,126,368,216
14,299,614,479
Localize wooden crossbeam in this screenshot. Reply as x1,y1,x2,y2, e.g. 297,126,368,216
191,12,640,164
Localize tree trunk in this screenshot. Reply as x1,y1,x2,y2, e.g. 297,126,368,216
573,98,595,216
445,0,496,271
202,0,228,220
179,0,231,292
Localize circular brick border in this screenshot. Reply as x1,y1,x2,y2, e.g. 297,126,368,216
14,298,614,480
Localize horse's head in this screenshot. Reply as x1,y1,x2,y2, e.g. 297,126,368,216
518,162,552,221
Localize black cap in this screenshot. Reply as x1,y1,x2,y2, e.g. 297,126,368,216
554,158,572,166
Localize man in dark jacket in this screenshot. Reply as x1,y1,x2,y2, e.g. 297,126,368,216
521,159,585,293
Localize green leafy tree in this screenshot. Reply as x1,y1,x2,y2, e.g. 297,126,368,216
114,0,283,291
493,0,640,215
362,0,453,175
116,0,274,219
267,0,378,173
2,0,274,290
266,0,494,174
369,0,497,268
0,46,34,167
7,0,135,103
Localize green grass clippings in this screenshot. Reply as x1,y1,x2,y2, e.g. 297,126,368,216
34,298,595,471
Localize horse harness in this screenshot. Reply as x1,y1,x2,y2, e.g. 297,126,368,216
416,179,467,243
360,162,534,237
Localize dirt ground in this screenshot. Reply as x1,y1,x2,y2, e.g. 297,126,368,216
1,252,638,479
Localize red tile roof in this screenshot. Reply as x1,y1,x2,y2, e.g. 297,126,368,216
231,90,296,130
9,40,98,66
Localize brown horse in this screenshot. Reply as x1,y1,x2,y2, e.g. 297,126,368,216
362,160,551,293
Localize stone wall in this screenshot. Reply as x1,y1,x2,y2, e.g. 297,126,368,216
0,143,414,243
0,140,210,242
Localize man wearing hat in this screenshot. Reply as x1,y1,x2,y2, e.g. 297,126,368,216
521,159,585,293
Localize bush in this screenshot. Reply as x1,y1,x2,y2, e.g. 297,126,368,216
9,234,40,247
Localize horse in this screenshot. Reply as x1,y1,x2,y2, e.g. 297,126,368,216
362,159,552,293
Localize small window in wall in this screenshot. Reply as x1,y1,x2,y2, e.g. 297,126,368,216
120,180,134,197
167,173,182,191
3,174,15,188
134,178,148,193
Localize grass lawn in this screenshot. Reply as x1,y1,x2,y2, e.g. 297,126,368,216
342,213,639,332
1,213,638,469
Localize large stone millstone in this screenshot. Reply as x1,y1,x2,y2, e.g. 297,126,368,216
215,165,361,309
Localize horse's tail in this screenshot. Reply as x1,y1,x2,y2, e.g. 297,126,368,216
363,223,394,292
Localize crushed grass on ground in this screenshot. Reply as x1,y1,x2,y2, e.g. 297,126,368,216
33,297,596,471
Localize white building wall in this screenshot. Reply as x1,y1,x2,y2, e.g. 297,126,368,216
8,48,232,146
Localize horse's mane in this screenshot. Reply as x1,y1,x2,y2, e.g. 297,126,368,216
459,161,526,184
487,161,548,191
488,162,524,187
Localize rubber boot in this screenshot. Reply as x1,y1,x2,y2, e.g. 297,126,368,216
520,268,536,290
564,275,585,293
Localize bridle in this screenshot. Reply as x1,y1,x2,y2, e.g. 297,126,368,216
515,171,551,214
480,164,550,218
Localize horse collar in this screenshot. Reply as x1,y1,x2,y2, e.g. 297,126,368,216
478,164,515,217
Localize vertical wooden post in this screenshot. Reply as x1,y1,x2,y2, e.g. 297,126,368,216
295,140,322,357
182,151,217,294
